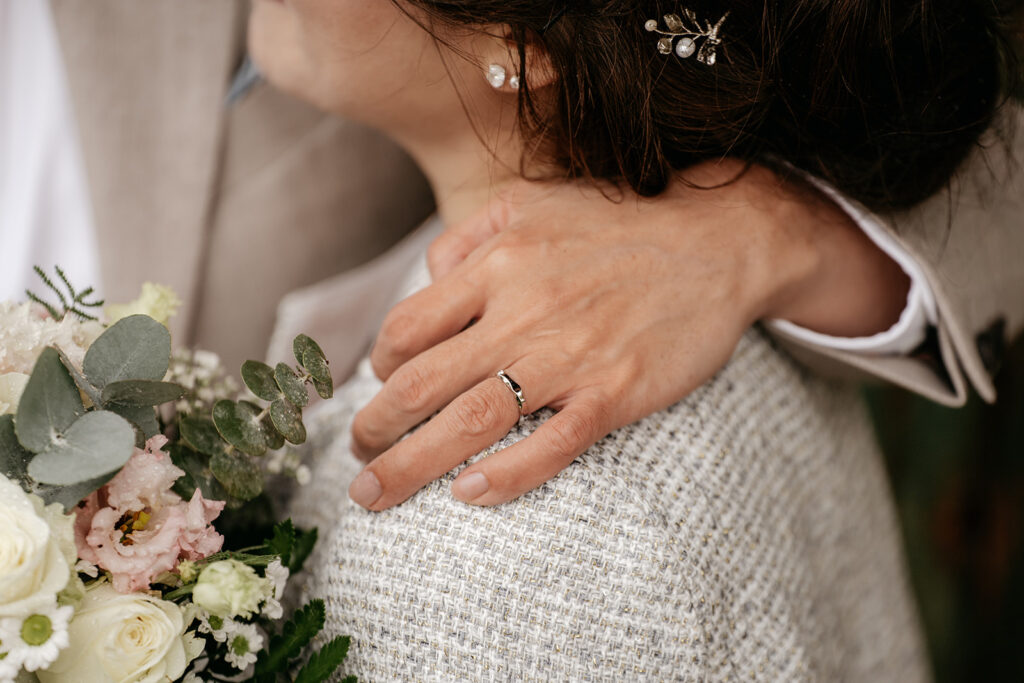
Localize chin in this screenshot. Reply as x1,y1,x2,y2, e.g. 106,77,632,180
247,0,323,109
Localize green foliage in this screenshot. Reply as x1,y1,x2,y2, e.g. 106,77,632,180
25,265,104,321
27,411,136,485
0,415,30,486
180,417,229,458
210,449,263,501
168,443,228,503
275,363,309,408
295,635,352,683
213,400,268,457
264,519,296,567
290,527,318,575
15,348,85,452
101,379,185,407
253,600,325,679
270,398,306,445
106,403,160,442
242,361,282,402
83,315,170,388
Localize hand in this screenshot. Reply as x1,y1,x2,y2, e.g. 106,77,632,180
346,160,910,510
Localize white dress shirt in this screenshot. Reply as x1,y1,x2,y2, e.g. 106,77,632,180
1,1,932,357
0,0,99,301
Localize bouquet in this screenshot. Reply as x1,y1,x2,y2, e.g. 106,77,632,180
0,268,353,683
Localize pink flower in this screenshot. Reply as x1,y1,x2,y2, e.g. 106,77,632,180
179,491,226,561
73,436,225,593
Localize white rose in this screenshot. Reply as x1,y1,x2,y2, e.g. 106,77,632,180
0,372,29,415
0,474,71,619
36,583,196,683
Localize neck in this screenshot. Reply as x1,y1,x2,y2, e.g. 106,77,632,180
388,106,528,229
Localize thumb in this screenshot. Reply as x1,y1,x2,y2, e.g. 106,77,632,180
427,195,514,279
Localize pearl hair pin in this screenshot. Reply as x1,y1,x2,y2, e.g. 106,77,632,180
645,9,730,65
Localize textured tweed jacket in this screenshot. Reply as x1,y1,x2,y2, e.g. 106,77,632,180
289,256,928,682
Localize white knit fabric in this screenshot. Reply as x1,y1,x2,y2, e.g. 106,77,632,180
288,255,929,682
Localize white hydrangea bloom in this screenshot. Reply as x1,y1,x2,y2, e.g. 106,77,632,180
0,302,102,377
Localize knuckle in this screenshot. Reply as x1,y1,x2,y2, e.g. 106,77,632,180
449,390,503,439
378,308,420,359
350,413,387,454
388,364,434,415
549,411,598,458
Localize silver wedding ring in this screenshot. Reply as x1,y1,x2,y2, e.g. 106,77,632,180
496,370,526,416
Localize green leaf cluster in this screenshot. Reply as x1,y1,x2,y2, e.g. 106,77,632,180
0,315,182,510
175,335,333,505
253,601,354,683
25,265,104,321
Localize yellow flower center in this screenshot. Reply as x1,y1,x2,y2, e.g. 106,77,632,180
115,510,152,545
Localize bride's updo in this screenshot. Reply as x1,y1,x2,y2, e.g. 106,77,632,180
403,0,1022,212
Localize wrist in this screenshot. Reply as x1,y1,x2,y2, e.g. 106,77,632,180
750,168,911,337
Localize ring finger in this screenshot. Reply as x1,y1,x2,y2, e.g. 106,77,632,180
347,362,547,510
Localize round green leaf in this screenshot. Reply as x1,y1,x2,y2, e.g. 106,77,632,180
213,400,268,457
242,361,281,402
301,349,332,386
101,380,185,407
210,450,263,501
270,398,306,445
16,348,85,453
293,334,325,367
27,411,136,485
83,315,171,388
313,377,334,400
274,363,309,407
262,412,285,451
180,416,229,458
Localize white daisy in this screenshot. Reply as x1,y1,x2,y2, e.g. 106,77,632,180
0,604,73,672
196,611,238,644
224,622,263,671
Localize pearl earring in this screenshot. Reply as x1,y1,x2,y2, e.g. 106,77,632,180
486,64,506,89
508,74,520,90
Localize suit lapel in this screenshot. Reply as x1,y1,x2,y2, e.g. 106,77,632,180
49,0,245,344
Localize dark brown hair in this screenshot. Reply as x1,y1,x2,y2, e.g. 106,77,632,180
403,0,1023,212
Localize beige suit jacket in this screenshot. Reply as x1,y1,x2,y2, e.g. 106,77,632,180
52,0,1023,406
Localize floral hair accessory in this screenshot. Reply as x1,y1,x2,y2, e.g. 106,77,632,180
645,9,731,65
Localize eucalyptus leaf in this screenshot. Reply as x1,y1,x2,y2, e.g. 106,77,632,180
101,380,185,407
168,443,229,503
15,348,85,453
301,349,332,386
213,400,268,457
293,334,326,367
274,363,309,407
270,398,306,445
32,473,114,512
242,361,281,402
83,315,170,388
210,449,263,501
312,377,333,400
180,416,229,458
262,412,285,451
27,411,136,485
0,415,30,486
107,403,160,442
55,346,103,407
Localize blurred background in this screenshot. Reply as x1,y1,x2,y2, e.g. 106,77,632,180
868,337,1024,682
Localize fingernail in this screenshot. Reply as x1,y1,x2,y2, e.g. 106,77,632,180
452,472,490,501
349,470,382,508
